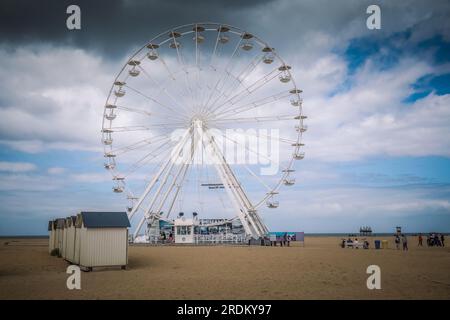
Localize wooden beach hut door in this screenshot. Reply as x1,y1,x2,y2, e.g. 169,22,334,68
48,221,55,254
73,214,82,264
62,221,68,259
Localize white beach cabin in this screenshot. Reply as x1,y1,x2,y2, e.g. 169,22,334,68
63,216,77,263
55,218,65,256
48,220,56,254
73,214,81,265
174,216,195,244
76,211,130,271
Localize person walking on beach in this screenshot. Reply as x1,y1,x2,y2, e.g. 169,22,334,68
395,235,401,250
441,234,445,247
283,233,288,247
418,233,423,246
402,234,408,251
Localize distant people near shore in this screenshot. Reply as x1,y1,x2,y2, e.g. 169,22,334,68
395,234,401,250
401,234,408,251
363,240,369,249
418,233,423,246
427,233,444,247
283,233,288,247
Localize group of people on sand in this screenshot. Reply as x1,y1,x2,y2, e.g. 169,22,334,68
270,233,291,247
159,231,173,243
394,234,409,250
395,233,445,250
418,233,445,247
341,237,370,249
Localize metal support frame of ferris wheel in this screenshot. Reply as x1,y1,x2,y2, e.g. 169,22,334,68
203,128,268,238
129,119,268,240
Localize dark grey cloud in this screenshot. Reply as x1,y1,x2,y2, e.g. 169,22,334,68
0,0,274,57
1,1,448,56
1,0,450,60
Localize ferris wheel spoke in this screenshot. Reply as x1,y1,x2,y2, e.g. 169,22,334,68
115,105,152,117
114,104,188,123
165,161,191,219
157,54,177,81
210,124,299,147
110,123,187,132
213,90,291,119
123,141,176,180
209,27,222,67
152,130,198,219
124,84,189,120
109,134,172,156
209,67,282,116
242,164,272,193
204,52,264,114
200,29,226,110
128,128,191,220
215,130,281,168
170,33,199,114
137,64,194,117
209,114,298,124
204,131,268,236
202,35,244,115
141,125,199,224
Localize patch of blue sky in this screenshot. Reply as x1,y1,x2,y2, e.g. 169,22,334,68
333,156,450,186
340,31,450,102
0,145,101,173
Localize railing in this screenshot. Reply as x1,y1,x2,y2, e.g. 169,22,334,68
132,233,248,245
194,234,247,244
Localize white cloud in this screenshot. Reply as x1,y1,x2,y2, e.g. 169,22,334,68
47,167,65,175
262,184,450,232
0,46,112,153
0,161,36,172
0,173,62,191
303,57,450,161
70,172,112,183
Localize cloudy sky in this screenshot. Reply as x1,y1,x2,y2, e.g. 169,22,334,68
0,0,449,235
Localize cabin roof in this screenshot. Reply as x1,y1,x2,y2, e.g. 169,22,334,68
55,218,66,229
80,211,130,228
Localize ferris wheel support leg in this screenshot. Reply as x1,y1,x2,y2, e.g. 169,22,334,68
133,215,148,240
205,131,267,238
140,123,201,235
133,134,191,239
128,128,190,221
215,162,254,237
142,135,193,225
217,153,269,236
153,162,190,220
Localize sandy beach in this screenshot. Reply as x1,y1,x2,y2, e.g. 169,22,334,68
0,236,449,300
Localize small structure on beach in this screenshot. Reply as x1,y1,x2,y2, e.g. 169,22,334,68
55,218,65,255
48,220,56,254
174,216,195,244
76,211,130,270
63,216,77,262
359,226,373,237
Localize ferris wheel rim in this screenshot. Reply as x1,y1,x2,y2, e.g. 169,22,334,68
101,21,306,223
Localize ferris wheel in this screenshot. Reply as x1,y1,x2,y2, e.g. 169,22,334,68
101,22,307,240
